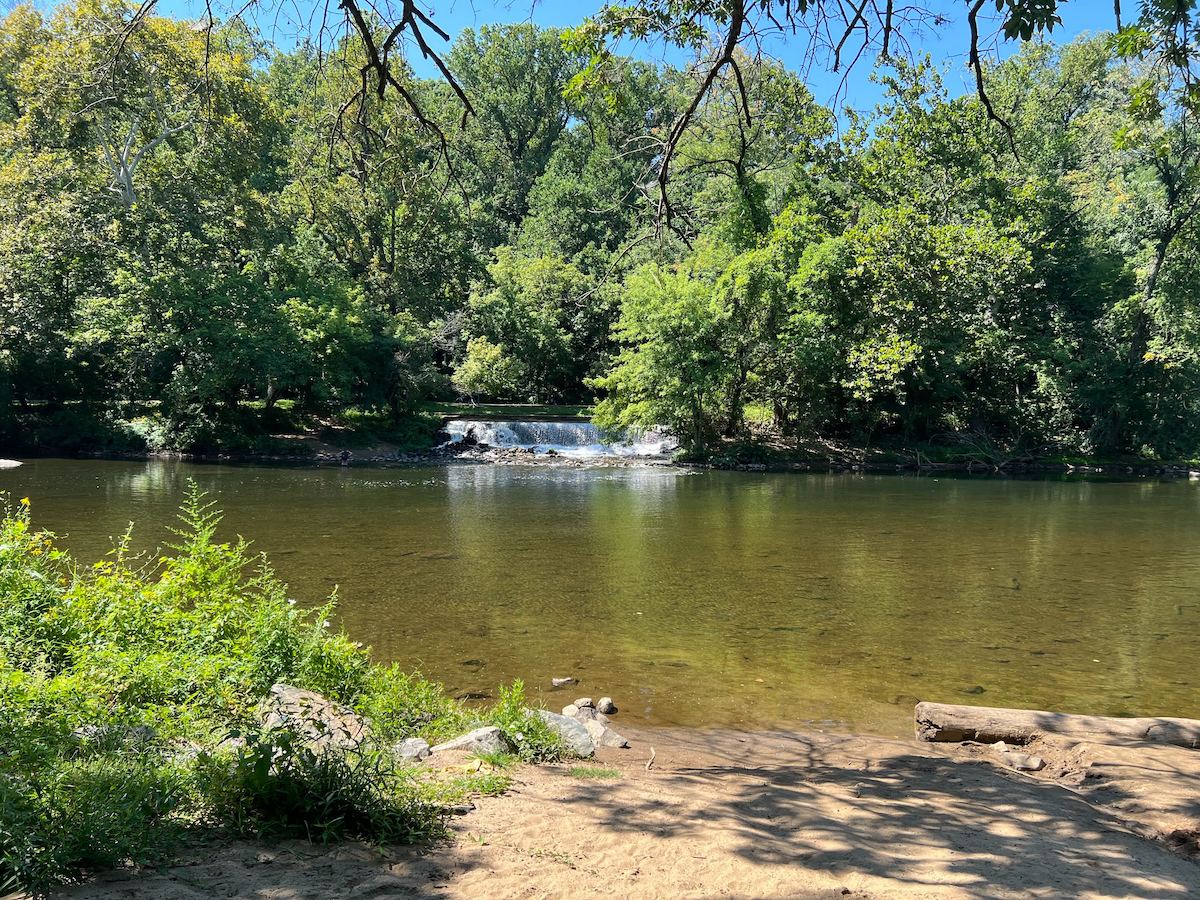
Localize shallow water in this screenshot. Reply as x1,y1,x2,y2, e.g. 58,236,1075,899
3,458,1198,737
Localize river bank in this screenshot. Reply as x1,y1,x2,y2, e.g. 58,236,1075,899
11,441,1200,479
5,403,1200,477
61,723,1200,899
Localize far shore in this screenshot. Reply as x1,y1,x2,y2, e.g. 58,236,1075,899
6,441,1200,480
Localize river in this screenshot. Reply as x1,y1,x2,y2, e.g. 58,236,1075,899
2,457,1198,737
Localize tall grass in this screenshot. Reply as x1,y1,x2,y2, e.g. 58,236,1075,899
0,486,563,896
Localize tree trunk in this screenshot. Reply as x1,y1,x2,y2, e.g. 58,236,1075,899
915,701,1200,749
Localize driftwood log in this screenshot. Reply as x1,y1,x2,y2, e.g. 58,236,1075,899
915,702,1200,749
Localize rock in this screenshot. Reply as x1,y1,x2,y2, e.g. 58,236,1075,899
395,737,431,762
573,697,595,709
551,677,577,687
581,718,630,749
1000,750,1046,772
448,802,475,816
562,704,580,718
0,459,22,469
597,697,617,714
571,706,607,724
534,710,595,758
430,726,511,756
259,683,369,753
454,690,492,701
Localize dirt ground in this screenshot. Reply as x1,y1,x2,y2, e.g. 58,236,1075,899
63,727,1200,899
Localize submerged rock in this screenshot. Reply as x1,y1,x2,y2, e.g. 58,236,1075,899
259,683,368,752
551,677,577,687
534,710,595,758
430,726,510,756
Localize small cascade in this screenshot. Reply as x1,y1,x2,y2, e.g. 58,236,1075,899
442,419,675,458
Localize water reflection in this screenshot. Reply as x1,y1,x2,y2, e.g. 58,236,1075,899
2,459,1198,736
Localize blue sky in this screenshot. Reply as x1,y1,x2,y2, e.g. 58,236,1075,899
156,0,1121,114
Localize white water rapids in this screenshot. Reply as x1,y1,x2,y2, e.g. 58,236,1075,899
442,419,676,458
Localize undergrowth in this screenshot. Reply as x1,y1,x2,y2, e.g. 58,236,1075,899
0,485,565,896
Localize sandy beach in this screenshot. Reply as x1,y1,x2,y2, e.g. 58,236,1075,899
62,726,1200,899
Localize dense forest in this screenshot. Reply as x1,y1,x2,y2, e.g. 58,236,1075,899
1,1,1198,459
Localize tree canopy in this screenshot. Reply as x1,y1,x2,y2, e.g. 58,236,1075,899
1,1,1199,461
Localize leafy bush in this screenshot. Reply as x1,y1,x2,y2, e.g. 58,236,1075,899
194,728,442,843
486,681,566,763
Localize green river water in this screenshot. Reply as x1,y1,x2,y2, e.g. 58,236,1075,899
2,458,1198,737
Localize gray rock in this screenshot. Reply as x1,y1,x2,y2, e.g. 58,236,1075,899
430,726,511,755
597,697,617,714
570,706,607,724
551,677,577,687
534,710,595,758
561,704,580,718
1001,751,1045,772
581,718,630,749
448,802,475,816
259,683,369,753
395,737,431,762
573,697,596,709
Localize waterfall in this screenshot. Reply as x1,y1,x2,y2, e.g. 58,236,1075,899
442,420,676,458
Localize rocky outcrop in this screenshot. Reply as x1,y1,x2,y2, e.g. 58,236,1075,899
259,683,369,752
395,737,432,762
556,696,630,750
430,726,510,755
534,710,595,757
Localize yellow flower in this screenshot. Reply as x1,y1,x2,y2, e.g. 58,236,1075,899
19,497,29,506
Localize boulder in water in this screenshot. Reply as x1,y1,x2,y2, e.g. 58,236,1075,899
597,697,617,714
551,676,577,687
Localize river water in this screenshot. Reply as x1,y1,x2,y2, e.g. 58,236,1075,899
3,458,1198,737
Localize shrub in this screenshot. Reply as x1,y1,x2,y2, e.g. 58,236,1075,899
194,727,443,843
486,681,566,763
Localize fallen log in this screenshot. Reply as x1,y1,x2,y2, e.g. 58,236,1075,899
915,701,1200,749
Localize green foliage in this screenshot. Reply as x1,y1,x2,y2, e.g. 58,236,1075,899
0,488,570,895
568,765,620,779
452,337,527,401
194,728,442,843
1,1,1198,461
485,681,566,763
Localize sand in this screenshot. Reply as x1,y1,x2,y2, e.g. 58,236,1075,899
62,727,1200,899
